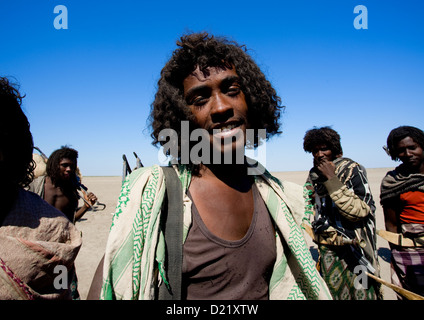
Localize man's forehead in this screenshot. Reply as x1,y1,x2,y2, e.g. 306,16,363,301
188,65,237,81
60,158,75,163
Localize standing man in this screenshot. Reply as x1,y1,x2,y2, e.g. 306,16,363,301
0,76,81,299
29,146,98,223
303,126,381,300
97,32,331,300
380,125,424,297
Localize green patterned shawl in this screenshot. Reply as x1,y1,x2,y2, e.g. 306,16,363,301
100,164,331,300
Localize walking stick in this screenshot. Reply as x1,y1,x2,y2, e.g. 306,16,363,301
301,222,424,300
366,272,424,300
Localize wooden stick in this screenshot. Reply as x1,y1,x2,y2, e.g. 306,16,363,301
366,272,424,300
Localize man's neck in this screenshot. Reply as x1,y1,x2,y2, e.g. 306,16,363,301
198,163,253,192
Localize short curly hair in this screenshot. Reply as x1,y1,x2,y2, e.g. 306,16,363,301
303,126,343,156
386,125,424,161
149,32,284,173
0,77,35,188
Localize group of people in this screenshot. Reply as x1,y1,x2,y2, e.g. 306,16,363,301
302,125,424,300
1,32,423,301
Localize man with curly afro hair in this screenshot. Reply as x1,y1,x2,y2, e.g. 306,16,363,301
303,126,381,300
96,32,331,300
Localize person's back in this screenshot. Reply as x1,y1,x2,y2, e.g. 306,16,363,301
1,188,82,299
0,76,82,299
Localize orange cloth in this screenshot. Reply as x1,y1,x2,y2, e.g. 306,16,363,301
400,191,424,224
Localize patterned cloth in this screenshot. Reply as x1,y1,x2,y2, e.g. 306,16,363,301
391,247,424,297
380,164,424,204
389,224,424,298
0,256,34,300
100,164,332,300
0,188,82,299
319,245,380,300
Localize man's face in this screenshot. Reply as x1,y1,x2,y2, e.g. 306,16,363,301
312,144,334,166
183,66,248,157
59,158,76,181
396,136,424,170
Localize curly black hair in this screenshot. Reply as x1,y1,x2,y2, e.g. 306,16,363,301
148,32,284,174
386,125,424,161
0,77,35,188
303,126,343,156
47,146,78,185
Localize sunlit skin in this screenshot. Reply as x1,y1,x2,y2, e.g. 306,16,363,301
59,158,76,181
184,66,248,156
395,136,424,174
44,157,97,222
184,66,254,241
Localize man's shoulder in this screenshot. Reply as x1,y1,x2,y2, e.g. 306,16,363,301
4,188,71,226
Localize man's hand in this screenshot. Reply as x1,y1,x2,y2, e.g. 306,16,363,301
83,191,98,208
316,159,336,180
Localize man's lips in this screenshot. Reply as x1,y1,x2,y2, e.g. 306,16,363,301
404,158,418,165
209,120,244,135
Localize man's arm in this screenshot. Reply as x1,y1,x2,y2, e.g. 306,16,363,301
318,160,372,222
382,201,400,233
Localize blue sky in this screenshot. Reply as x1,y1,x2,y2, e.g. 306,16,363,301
1,0,423,176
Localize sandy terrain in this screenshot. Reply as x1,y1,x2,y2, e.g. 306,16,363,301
74,168,397,300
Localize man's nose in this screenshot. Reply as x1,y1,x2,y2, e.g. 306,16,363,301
316,150,325,158
210,94,233,122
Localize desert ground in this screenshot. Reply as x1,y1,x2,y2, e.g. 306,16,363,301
74,168,397,300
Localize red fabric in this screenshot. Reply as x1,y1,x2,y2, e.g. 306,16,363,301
400,191,424,224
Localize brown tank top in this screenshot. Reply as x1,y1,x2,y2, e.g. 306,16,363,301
182,184,276,300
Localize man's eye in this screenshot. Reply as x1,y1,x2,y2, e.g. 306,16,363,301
192,96,207,106
227,86,241,95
